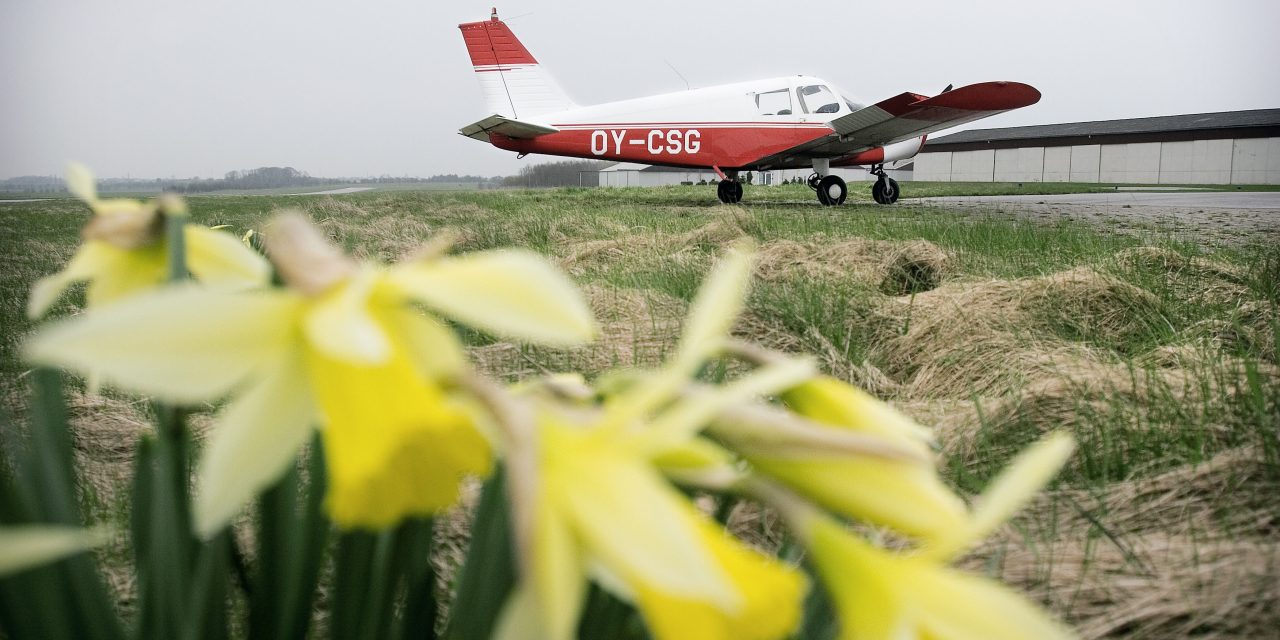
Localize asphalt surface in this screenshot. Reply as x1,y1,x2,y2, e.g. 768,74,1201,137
907,191,1279,245
912,191,1280,209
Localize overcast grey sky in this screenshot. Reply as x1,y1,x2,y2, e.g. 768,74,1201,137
3,0,1278,180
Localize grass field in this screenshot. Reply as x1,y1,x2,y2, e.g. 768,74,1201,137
2,185,1277,637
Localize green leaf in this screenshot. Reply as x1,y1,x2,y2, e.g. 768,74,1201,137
444,467,516,640
797,560,838,640
395,519,437,640
331,530,376,640
249,433,328,640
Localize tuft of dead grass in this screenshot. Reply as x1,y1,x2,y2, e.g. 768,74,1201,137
870,267,1160,398
754,237,952,294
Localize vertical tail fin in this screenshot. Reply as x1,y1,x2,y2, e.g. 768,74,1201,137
458,9,577,120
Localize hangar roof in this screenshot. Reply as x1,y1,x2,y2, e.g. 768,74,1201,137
925,108,1280,151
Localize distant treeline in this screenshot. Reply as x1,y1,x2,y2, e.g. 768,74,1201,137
1,168,508,194
503,160,611,188
2,161,609,194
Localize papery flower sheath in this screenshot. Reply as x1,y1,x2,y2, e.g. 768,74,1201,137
25,212,596,536
27,163,269,318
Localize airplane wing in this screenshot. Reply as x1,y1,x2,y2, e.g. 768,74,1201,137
756,81,1040,165
459,114,559,142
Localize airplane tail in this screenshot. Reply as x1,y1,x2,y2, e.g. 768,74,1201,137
458,9,577,120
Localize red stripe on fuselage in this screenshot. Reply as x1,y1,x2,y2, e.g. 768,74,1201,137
491,126,831,170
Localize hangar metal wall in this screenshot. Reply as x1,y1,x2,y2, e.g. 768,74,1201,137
915,137,1280,184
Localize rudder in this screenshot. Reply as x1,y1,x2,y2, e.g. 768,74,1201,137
459,9,577,119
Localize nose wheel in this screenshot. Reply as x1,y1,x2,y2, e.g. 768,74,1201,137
717,179,744,204
807,172,847,206
870,164,900,204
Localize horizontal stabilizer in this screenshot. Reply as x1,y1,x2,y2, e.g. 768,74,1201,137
830,81,1041,147
459,115,559,142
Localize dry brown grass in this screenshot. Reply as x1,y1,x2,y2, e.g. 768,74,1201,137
967,447,1280,639
470,285,688,379
755,236,952,295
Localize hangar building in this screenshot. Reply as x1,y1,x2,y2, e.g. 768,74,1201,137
915,108,1280,184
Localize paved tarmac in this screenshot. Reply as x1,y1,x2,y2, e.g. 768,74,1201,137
912,191,1280,209
907,190,1279,245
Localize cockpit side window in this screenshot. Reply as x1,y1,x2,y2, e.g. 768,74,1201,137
755,89,793,116
798,85,841,114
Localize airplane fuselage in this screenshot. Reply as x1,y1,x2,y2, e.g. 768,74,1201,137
488,75,922,171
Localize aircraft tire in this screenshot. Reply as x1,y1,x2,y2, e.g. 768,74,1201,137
873,177,900,204
717,179,743,204
817,175,846,206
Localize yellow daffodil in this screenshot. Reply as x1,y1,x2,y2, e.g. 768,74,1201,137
0,525,110,578
25,213,596,536
495,243,812,640
724,374,969,542
762,433,1077,640
27,163,269,318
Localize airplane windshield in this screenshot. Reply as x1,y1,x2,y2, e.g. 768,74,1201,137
798,84,841,114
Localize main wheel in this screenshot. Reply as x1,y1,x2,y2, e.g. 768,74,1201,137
883,177,900,204
717,179,743,204
816,175,846,206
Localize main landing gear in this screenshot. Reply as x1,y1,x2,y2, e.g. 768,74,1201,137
807,172,847,206
717,178,743,204
870,164,900,205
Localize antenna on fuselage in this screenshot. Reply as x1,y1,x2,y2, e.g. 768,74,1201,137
663,59,692,91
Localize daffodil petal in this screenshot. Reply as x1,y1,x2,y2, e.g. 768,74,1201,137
494,584,547,640
808,517,913,640
673,240,754,370
925,432,1075,562
782,377,935,453
533,504,587,640
24,286,302,404
380,306,467,380
0,526,110,578
65,162,97,203
185,225,271,290
83,244,167,308
558,452,733,606
27,241,115,318
601,243,756,430
388,249,596,346
913,559,1075,640
193,351,317,538
303,270,391,364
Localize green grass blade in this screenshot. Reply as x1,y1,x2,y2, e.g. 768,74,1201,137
444,467,515,640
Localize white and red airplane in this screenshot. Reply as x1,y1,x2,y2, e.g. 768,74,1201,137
458,9,1040,206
